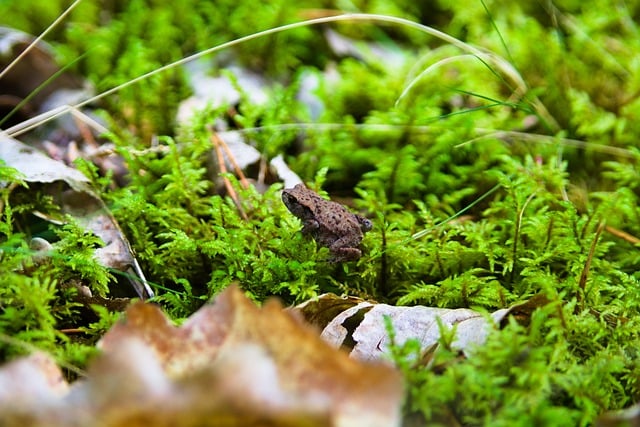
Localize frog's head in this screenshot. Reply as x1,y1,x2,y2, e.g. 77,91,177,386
282,187,312,219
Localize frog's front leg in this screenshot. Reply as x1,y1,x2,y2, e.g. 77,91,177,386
329,237,362,262
301,218,320,235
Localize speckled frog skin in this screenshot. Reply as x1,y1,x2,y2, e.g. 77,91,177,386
282,184,373,262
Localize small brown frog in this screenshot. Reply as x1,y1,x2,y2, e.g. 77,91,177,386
282,184,373,262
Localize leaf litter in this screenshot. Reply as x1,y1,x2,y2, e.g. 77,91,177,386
0,134,153,299
0,285,403,427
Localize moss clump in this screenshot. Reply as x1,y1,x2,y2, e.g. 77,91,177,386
1,0,640,424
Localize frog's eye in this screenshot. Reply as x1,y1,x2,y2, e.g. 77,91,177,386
282,193,295,208
282,192,311,217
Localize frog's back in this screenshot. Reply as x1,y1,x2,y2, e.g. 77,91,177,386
315,201,364,244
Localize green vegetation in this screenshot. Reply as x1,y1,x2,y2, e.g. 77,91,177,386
1,0,640,424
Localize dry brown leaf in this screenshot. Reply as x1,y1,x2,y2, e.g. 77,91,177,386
0,27,86,127
0,134,152,298
295,293,512,362
595,402,640,427
0,352,68,409
0,285,403,427
294,292,364,331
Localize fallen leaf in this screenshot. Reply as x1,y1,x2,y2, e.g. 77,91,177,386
294,293,533,362
0,352,68,409
0,285,403,427
595,402,640,427
176,59,269,124
0,134,152,299
294,292,364,330
0,26,86,128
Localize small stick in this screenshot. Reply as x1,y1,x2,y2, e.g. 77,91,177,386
578,221,606,304
208,127,248,221
216,132,251,189
605,225,640,245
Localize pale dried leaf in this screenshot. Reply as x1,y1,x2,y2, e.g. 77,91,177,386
296,293,511,362
0,285,403,427
270,154,303,188
215,130,261,170
0,134,152,298
595,402,640,427
176,59,268,124
0,352,68,409
0,134,93,192
100,285,403,426
0,26,85,120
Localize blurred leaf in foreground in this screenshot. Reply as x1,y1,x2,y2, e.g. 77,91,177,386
0,285,403,427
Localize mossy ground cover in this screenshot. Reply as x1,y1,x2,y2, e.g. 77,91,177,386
1,0,640,425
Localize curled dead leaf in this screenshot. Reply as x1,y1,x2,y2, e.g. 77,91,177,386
596,401,640,427
0,134,152,299
0,285,403,427
0,26,86,127
294,293,552,362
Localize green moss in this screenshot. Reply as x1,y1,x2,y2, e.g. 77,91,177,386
1,0,640,424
